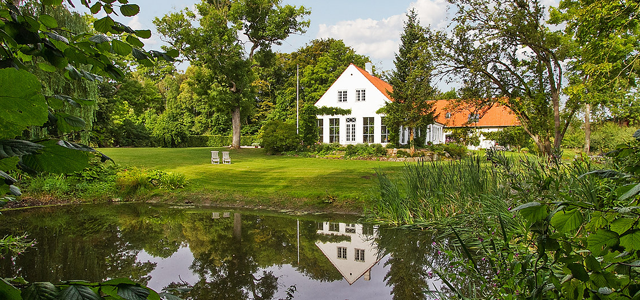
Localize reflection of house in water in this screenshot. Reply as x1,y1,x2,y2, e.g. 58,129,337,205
315,222,380,285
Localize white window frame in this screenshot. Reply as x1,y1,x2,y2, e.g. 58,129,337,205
317,118,324,143
338,90,348,102
329,118,340,143
355,248,365,262
346,118,356,142
363,117,374,143
338,247,347,259
356,89,366,101
381,117,389,143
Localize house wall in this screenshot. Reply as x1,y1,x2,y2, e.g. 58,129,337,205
315,65,445,146
315,65,391,145
444,127,503,150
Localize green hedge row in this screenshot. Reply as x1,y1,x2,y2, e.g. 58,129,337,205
182,135,259,147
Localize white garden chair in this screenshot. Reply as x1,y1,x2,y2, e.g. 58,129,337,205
211,151,220,164
222,151,231,164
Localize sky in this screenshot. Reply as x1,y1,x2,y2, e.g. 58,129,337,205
75,0,454,72
74,0,560,91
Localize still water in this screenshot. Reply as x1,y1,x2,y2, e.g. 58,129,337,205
0,204,450,300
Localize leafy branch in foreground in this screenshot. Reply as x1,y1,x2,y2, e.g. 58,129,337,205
0,0,178,201
0,277,185,300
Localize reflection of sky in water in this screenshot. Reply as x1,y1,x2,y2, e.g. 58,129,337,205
265,256,392,300
136,246,394,300
136,246,198,291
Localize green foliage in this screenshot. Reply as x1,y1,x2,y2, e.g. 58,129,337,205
382,10,437,152
183,135,258,147
484,127,532,151
259,121,300,154
0,277,180,300
368,155,504,225
563,123,639,152
115,168,186,197
421,131,640,299
315,106,352,116
299,104,319,145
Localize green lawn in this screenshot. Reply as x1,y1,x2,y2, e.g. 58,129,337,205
99,147,406,209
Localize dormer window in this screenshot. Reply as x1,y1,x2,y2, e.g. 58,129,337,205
356,89,366,101
338,90,347,102
468,113,480,122
445,112,451,119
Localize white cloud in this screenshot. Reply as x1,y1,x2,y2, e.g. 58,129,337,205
315,0,449,68
127,15,144,30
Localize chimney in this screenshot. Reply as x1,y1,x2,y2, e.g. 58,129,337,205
365,62,373,75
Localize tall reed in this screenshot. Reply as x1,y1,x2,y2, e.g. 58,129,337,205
368,155,511,225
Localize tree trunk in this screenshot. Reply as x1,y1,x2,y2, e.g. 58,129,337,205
584,103,591,154
552,90,562,153
234,213,242,242
232,106,241,149
409,127,415,155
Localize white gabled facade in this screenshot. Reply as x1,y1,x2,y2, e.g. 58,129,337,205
315,64,445,146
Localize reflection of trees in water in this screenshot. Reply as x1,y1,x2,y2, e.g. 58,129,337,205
375,227,457,300
0,204,364,298
0,205,176,284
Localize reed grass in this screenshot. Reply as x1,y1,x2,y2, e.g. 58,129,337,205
368,155,511,225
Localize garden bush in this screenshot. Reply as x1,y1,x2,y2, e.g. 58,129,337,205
443,143,468,159
259,120,301,154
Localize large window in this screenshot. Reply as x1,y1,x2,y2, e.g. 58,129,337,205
329,118,340,143
317,119,324,143
356,89,366,101
355,249,365,262
381,117,389,143
338,247,347,259
346,118,356,142
363,117,374,143
338,90,347,102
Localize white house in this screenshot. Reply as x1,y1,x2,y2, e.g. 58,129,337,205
315,222,380,285
432,100,521,150
314,64,445,146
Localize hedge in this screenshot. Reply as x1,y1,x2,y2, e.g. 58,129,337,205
181,135,259,147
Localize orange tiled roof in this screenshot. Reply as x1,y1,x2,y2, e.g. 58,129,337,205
352,64,394,100
352,64,519,128
432,100,520,128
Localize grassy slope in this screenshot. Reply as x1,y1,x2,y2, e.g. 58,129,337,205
99,147,406,212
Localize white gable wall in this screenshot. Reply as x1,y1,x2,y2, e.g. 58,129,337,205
315,65,391,145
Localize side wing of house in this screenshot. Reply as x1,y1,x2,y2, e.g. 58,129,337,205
315,64,392,145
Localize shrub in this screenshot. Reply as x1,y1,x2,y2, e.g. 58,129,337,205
396,150,410,158
443,143,467,159
115,168,153,196
259,120,301,154
590,122,638,152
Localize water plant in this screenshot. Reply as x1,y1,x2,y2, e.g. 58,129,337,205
429,131,640,299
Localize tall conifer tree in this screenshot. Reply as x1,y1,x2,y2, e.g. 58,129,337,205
381,9,437,154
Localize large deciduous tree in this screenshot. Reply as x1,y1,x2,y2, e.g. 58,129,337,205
380,9,437,154
552,0,640,153
437,0,575,156
154,0,310,149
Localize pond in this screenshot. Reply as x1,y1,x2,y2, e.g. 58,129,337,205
0,204,451,300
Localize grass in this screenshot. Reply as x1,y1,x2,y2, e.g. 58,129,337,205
99,147,407,211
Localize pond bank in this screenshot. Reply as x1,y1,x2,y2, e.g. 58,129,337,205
3,191,366,215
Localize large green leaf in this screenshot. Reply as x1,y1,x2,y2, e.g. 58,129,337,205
120,4,140,17
514,202,548,224
0,140,44,158
587,229,619,255
59,285,101,300
93,17,114,33
551,209,583,233
55,113,86,133
633,129,640,141
22,282,58,300
0,278,21,300
567,263,589,282
0,68,47,139
619,183,640,202
38,15,58,28
117,284,149,300
21,140,89,173
620,230,640,251
611,218,636,235
112,39,132,56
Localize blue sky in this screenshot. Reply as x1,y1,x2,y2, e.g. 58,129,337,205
76,0,454,72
